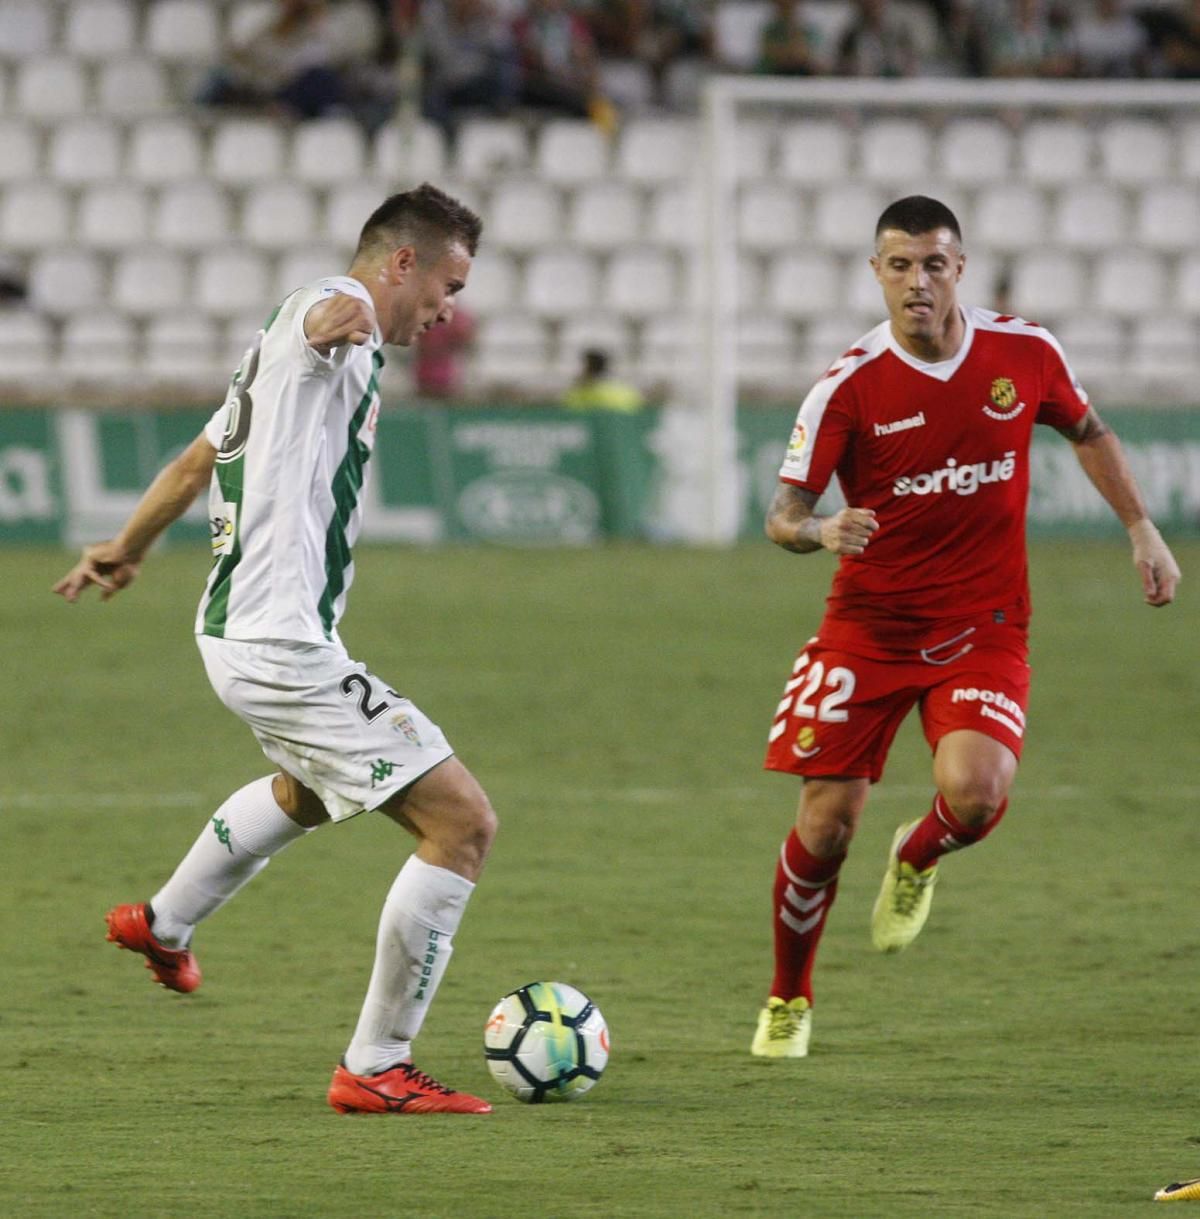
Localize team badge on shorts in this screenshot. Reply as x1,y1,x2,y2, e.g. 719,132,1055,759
792,725,821,759
983,377,1026,421
391,712,422,745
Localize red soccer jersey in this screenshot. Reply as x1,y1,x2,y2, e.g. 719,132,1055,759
778,307,1089,651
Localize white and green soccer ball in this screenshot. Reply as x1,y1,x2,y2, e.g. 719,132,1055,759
484,981,609,1103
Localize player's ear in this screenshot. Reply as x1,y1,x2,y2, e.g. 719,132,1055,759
389,244,417,284
956,252,966,283
869,254,881,281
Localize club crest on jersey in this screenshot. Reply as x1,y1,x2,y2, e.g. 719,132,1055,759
792,724,821,759
983,377,1026,421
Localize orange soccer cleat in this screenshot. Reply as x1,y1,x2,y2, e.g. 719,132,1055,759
328,1061,492,1115
105,903,201,994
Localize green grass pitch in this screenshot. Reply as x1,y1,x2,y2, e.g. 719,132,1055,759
2,540,1198,1219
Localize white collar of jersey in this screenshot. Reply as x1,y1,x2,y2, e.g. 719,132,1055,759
884,305,974,383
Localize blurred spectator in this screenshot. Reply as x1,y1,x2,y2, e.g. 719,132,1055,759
420,0,519,132
588,0,713,104
562,349,645,412
758,0,821,75
196,0,350,120
513,0,614,126
414,303,476,399
978,0,1077,79
836,0,919,77
1073,0,1150,78
1156,0,1200,77
925,0,987,76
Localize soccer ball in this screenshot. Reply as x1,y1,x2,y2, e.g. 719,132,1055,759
484,981,609,1103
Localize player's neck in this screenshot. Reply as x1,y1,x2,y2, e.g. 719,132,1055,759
890,307,966,364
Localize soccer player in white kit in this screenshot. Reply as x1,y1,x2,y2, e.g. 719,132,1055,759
54,185,496,1115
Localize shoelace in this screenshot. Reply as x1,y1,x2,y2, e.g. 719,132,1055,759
893,867,933,917
768,1005,804,1041
397,1064,454,1094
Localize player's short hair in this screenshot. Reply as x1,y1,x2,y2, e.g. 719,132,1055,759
875,195,962,246
356,183,483,263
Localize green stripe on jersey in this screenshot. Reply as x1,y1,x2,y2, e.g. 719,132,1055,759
317,350,384,639
201,450,245,638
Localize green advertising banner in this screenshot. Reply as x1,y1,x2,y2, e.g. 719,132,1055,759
1,404,1196,547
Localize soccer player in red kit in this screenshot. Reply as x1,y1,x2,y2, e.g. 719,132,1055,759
751,195,1181,1058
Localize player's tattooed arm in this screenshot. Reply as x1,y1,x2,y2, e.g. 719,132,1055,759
765,484,878,556
1055,405,1111,446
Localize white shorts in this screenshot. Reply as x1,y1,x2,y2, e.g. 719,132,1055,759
196,635,455,822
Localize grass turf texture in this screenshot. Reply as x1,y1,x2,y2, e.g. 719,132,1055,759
2,540,1198,1219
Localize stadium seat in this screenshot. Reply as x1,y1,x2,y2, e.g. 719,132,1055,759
456,118,529,179
1135,184,1200,252
194,248,272,319
77,183,151,250
291,117,368,185
1174,254,1200,316
96,58,170,116
1018,119,1093,184
1097,118,1171,184
556,314,634,377
144,312,223,388
0,0,54,59
326,0,381,59
959,249,999,306
1129,315,1196,387
47,119,124,185
1093,251,1166,320
324,180,389,249
738,182,803,251
0,118,39,182
567,181,643,250
145,0,221,63
972,184,1048,254
28,249,106,317
64,0,138,61
778,118,852,184
224,311,273,366
938,118,1013,185
603,248,678,319
803,315,878,372
734,120,775,180
373,118,447,180
472,315,552,392
737,312,796,394
844,257,884,316
713,0,772,70
274,246,345,298
1052,184,1128,252
860,119,933,184
765,251,843,320
459,249,518,317
1178,121,1200,180
225,0,277,46
636,314,697,388
597,58,654,112
489,180,563,251
523,249,600,317
15,57,89,118
61,314,138,385
127,117,205,183
813,184,885,252
645,182,703,249
242,182,319,249
112,249,189,318
616,119,694,183
152,180,234,250
1010,248,1086,320
0,309,53,382
535,120,610,184
1055,315,1126,386
210,118,288,184
0,182,70,251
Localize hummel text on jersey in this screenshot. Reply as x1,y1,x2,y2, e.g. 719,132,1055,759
951,687,1025,737
874,411,926,437
893,452,1016,498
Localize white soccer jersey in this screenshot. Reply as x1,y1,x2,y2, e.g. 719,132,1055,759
195,276,385,645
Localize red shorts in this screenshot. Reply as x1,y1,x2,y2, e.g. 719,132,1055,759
764,622,1030,783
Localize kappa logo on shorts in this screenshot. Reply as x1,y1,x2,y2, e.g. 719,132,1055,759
951,687,1026,737
369,758,398,787
792,724,821,759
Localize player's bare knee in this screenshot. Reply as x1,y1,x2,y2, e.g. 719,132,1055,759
940,781,1005,828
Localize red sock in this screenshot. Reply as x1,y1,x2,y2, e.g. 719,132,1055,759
769,830,844,1004
897,793,1008,872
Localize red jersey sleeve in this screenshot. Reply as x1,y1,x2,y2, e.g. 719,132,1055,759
778,357,866,493
1034,329,1089,429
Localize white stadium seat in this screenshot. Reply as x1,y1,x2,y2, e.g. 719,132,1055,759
636,315,697,387
0,1,54,59
61,314,138,385
844,256,884,316
778,119,852,184
1010,249,1086,320
1055,315,1126,386
1052,184,1128,252
938,119,1014,185
459,250,518,317
472,316,551,392
48,119,124,185
373,119,447,180
535,120,609,183
738,182,803,251
567,181,643,250
713,0,771,70
860,119,933,184
274,247,344,298
1019,120,1093,184
195,248,272,319
1093,251,1166,320
28,249,106,317
972,184,1048,254
64,0,138,61
77,183,151,250
291,117,368,185
145,312,223,388
959,249,999,306
598,58,654,112
1130,315,1196,386
0,118,39,182
616,119,694,183
96,58,170,116
15,57,88,118
1174,253,1200,317
1135,184,1200,252
145,0,221,63
766,251,843,320
1098,119,1172,184
602,248,678,318
326,0,381,60
112,249,189,318
737,312,796,393
210,118,287,184
127,118,205,183
225,0,277,46
524,249,600,317
0,181,70,251
734,120,775,180
152,181,234,250
557,314,633,376
324,180,389,248
1179,122,1200,180
0,309,53,382
645,182,703,249
456,118,529,179
813,184,885,253
489,180,562,251
241,182,319,249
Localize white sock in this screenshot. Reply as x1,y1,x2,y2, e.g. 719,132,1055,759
343,855,475,1076
149,776,314,948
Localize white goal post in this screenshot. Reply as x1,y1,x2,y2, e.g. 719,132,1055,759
695,76,1200,545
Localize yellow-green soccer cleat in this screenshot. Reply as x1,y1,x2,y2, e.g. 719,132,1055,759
1155,1178,1200,1202
751,996,812,1058
871,820,938,954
